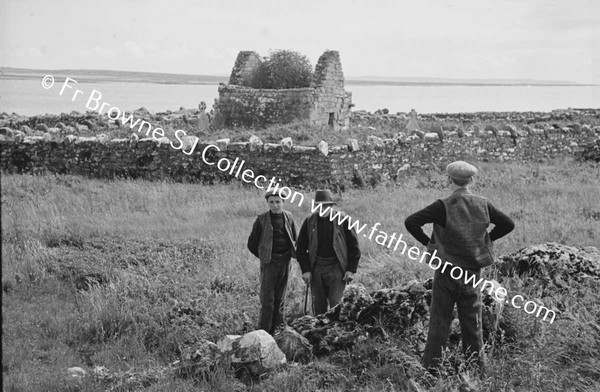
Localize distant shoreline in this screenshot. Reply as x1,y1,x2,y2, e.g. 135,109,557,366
1,67,596,88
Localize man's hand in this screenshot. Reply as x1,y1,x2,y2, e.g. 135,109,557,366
302,272,312,285
343,271,354,284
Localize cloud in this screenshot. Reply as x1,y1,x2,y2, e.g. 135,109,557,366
122,41,145,57
80,46,118,59
13,46,44,57
164,45,194,58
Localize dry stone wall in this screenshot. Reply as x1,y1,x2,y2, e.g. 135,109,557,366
1,128,597,188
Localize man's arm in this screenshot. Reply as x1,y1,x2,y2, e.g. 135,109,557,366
296,219,311,273
343,221,361,274
404,200,446,246
247,217,262,258
487,202,515,241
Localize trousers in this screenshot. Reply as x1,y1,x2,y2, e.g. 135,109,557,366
422,267,484,371
311,256,346,315
258,253,291,335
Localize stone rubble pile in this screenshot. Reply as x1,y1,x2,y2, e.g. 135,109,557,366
496,242,600,298
289,280,504,356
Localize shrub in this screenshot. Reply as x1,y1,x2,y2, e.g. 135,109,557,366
250,50,313,89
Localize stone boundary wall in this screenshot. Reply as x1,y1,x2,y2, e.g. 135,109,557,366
213,85,316,128
1,130,597,188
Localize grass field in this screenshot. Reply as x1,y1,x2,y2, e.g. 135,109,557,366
2,157,600,391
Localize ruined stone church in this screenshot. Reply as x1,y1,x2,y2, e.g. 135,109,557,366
212,50,353,130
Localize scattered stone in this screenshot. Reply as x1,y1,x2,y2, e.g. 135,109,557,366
20,125,33,134
230,330,286,376
396,164,410,177
217,334,242,353
367,135,383,147
485,125,499,137
424,132,439,141
274,326,313,363
64,135,78,144
56,122,67,131
317,140,329,156
35,123,49,132
280,137,293,152
567,123,582,133
181,339,220,365
81,120,95,131
74,136,97,144
216,138,230,150
433,126,444,141
67,367,87,379
248,135,263,152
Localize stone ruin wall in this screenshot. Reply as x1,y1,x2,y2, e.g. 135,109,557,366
212,50,352,130
311,51,352,130
213,86,317,128
1,129,597,188
228,51,261,86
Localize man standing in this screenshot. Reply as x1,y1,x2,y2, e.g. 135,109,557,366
296,189,361,315
247,189,297,335
405,161,514,373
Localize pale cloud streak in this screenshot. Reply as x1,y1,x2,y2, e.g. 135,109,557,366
0,0,598,83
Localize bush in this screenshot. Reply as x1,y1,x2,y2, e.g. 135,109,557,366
250,50,313,89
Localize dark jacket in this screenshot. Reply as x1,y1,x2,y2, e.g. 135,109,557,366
405,188,515,270
247,210,297,264
296,211,361,274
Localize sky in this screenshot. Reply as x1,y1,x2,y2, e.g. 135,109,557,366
1,0,599,84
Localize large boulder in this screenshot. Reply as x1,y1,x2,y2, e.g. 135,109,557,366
229,330,286,376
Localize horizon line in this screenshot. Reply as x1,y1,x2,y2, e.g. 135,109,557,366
0,66,596,87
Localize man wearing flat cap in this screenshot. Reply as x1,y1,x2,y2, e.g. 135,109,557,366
405,161,514,374
296,189,361,315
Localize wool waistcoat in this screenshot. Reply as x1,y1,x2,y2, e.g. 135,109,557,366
257,210,296,264
427,188,495,270
307,212,349,272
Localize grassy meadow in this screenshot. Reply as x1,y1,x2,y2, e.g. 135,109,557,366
2,157,600,391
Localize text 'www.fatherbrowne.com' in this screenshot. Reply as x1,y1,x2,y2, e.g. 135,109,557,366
309,200,557,324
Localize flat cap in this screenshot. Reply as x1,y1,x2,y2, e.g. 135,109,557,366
446,160,478,180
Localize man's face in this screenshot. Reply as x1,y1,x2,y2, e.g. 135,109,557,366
267,196,283,213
